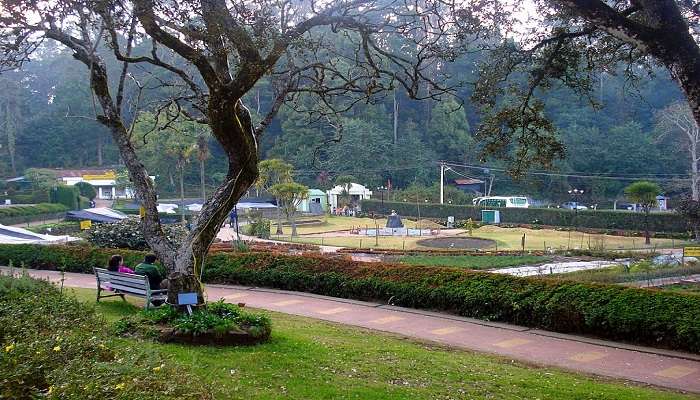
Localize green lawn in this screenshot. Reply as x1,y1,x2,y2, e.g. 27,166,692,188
551,263,700,284
394,254,549,270
71,288,691,399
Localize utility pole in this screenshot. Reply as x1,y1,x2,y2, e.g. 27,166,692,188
439,161,445,204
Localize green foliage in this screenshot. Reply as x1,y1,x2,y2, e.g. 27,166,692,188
244,210,270,239
0,203,67,219
199,252,700,353
395,254,549,270
362,200,688,233
85,218,187,250
0,244,146,273
7,244,700,352
116,301,271,339
49,185,80,210
74,182,96,200
625,181,661,210
0,273,211,399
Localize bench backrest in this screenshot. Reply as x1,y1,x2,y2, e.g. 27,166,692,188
94,267,152,296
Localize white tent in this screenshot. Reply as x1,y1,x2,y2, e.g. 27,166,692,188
0,224,80,244
157,203,179,214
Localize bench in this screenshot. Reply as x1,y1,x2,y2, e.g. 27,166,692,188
94,267,167,309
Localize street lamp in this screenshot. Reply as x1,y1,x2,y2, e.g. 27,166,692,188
568,188,584,222
376,186,387,206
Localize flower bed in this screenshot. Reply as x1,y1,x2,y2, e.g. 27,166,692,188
115,300,271,346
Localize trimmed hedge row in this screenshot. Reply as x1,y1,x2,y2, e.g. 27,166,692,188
0,203,68,218
1,244,700,352
0,244,145,272
362,200,688,233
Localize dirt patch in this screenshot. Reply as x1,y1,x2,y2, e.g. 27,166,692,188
417,237,496,249
414,219,446,229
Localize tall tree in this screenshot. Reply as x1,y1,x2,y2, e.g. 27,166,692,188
472,0,700,173
256,159,293,235
657,101,700,200
196,133,210,201
269,182,308,237
0,0,489,302
624,181,661,244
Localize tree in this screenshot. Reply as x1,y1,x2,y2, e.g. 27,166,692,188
269,182,308,237
0,0,476,303
677,195,700,241
625,181,661,244
75,182,97,201
657,101,700,200
335,175,357,209
471,1,700,174
256,159,293,235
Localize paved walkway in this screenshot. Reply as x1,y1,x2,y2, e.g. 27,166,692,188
6,267,700,394
623,274,700,288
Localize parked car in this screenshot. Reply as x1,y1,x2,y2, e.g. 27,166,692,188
561,202,588,210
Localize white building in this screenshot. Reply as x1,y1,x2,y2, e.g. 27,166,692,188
57,169,151,200
326,183,372,211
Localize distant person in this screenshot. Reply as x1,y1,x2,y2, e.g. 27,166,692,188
134,254,165,289
107,254,134,274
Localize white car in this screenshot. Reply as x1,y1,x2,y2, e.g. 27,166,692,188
561,202,588,210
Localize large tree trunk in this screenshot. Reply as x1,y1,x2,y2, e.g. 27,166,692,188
290,210,297,237
167,95,259,305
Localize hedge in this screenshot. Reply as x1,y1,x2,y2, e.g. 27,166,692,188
2,244,700,353
50,185,81,210
0,203,68,219
362,200,688,233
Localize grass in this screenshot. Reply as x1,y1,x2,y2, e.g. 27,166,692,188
68,287,693,399
270,217,687,251
550,262,700,284
394,254,550,270
661,283,700,295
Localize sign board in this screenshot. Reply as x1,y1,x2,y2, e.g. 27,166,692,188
79,220,92,230
177,292,198,305
82,171,116,180
139,206,146,218
684,247,700,257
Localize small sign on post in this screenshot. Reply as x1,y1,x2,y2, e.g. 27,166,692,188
683,246,700,257
79,220,92,230
139,206,146,218
178,292,198,315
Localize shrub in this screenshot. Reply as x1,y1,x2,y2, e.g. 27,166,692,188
0,244,146,273
5,244,700,352
74,182,97,200
85,218,187,250
0,203,68,218
0,273,211,399
243,210,270,239
199,252,700,353
362,200,688,233
49,185,80,210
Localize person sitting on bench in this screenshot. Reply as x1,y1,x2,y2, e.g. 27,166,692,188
107,254,134,274
134,254,165,290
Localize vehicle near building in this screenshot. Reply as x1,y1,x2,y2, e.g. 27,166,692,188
472,196,529,208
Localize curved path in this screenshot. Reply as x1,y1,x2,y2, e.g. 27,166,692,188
7,266,700,394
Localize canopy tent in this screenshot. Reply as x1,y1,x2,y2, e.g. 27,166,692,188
66,207,128,223
0,224,79,244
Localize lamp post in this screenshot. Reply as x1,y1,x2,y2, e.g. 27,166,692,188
377,185,387,206
568,188,584,224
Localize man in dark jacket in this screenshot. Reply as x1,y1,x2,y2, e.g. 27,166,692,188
134,254,164,290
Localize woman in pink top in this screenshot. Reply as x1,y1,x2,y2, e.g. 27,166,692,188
107,254,134,274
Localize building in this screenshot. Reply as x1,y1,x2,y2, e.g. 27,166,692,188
297,189,328,214
453,178,485,195
327,183,372,212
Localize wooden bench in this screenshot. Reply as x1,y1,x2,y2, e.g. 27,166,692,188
94,267,167,309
